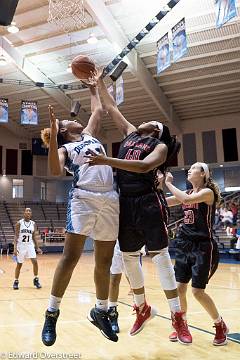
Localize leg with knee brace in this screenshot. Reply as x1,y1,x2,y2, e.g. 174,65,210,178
122,251,144,290
151,247,177,291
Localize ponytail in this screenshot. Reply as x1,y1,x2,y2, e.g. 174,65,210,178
41,128,51,148
206,177,222,205
40,128,65,149
159,125,181,173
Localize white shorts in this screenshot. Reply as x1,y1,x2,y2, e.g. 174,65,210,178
66,188,119,241
110,240,124,274
17,243,36,263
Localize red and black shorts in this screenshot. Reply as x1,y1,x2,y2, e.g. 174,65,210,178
174,238,219,289
118,191,169,252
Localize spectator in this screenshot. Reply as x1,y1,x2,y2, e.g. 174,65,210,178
230,202,238,225
222,208,233,235
214,206,221,228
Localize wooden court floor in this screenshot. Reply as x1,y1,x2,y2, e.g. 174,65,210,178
0,253,239,359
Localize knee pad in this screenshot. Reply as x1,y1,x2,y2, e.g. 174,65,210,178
152,247,176,291
122,251,144,289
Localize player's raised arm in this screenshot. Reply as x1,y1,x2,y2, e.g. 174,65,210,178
97,74,136,138
83,85,103,138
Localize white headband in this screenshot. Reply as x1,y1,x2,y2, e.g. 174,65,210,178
155,122,164,139
197,162,210,181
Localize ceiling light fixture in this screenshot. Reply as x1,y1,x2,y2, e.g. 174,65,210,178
87,33,98,45
0,38,8,66
7,22,19,34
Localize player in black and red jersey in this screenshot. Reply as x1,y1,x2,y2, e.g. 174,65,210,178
84,72,192,345
165,163,228,346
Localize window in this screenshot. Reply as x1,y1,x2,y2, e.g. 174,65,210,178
202,131,217,163
41,182,47,201
182,133,197,165
12,179,23,199
21,150,33,175
222,128,238,162
6,149,18,175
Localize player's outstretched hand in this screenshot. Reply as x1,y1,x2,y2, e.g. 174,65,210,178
165,172,174,184
36,247,43,255
84,148,107,165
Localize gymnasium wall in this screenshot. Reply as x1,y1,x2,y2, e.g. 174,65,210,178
105,112,240,167
0,112,240,202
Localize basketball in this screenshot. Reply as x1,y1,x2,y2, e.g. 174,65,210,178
71,55,96,80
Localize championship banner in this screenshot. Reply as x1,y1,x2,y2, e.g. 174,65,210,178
215,0,238,28
172,18,188,63
157,33,171,74
116,76,124,106
20,100,38,125
0,98,8,123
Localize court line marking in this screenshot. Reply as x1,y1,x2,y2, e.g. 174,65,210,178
118,300,240,345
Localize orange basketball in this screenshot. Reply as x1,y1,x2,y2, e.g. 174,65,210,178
71,55,96,80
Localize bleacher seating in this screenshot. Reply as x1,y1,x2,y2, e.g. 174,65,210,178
0,202,66,245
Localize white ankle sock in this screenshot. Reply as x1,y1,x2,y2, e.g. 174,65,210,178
108,301,117,308
214,316,222,324
168,297,181,314
96,299,108,311
134,293,145,307
48,295,62,312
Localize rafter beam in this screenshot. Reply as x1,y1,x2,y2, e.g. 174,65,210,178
0,36,89,130
84,0,182,133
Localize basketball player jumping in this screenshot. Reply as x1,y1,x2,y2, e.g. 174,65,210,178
85,73,192,344
13,207,42,290
165,163,228,346
40,84,119,346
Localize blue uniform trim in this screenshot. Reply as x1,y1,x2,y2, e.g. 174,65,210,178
66,188,75,232
65,157,80,188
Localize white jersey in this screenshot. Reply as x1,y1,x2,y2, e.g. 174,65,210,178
63,133,114,192
18,219,35,244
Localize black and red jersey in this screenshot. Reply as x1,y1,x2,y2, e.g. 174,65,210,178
117,131,164,194
179,190,216,241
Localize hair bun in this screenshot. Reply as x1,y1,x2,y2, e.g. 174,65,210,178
40,128,51,148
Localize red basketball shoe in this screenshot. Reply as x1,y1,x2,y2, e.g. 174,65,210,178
129,302,157,336
171,311,192,344
213,318,228,346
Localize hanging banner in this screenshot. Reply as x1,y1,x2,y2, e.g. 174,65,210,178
107,84,114,98
0,98,8,123
215,0,238,28
20,100,38,125
157,33,171,74
116,76,124,106
172,18,188,62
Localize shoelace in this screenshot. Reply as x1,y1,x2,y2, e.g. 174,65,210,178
132,304,146,316
45,314,57,332
175,317,190,336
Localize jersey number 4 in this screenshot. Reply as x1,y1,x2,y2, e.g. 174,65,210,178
125,149,141,160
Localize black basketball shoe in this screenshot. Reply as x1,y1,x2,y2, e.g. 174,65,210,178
87,307,118,342
13,280,19,290
108,306,120,333
33,277,42,289
42,309,60,346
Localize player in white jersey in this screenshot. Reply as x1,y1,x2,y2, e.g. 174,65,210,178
13,208,42,290
40,83,119,346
